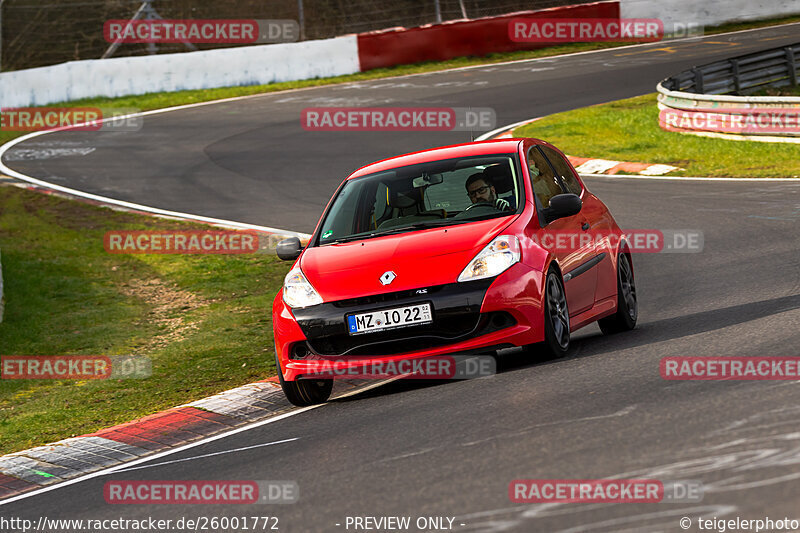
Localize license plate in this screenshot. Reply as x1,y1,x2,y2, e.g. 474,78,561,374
347,303,433,335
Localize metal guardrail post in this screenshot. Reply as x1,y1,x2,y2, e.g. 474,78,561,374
667,43,799,96
298,0,305,41
787,46,798,87
692,67,704,94
731,59,741,93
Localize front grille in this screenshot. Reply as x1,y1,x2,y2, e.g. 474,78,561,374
291,278,519,357
305,311,516,356
331,286,448,308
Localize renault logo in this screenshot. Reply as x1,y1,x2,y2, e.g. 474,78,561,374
380,271,396,286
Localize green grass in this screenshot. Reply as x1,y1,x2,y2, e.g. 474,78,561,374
2,14,800,149
1,14,799,455
514,93,800,178
751,85,800,97
0,185,291,454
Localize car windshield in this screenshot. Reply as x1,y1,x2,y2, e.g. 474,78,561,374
316,154,523,245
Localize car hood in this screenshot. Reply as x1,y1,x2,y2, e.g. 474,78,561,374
300,217,515,302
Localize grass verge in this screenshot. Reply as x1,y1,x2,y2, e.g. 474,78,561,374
1,15,798,455
514,93,800,178
2,15,800,148
0,185,291,455
751,86,800,97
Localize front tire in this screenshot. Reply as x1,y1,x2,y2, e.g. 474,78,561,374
525,268,570,359
598,252,637,334
275,353,333,406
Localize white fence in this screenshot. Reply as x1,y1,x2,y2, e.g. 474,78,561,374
0,36,360,108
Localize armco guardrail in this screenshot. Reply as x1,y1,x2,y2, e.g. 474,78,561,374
657,43,800,142
661,44,798,95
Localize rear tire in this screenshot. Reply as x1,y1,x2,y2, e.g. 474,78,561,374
525,268,570,359
598,252,637,334
275,353,333,406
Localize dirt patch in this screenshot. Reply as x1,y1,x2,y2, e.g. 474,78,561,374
119,278,206,352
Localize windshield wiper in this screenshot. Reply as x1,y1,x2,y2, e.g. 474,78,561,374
325,234,373,244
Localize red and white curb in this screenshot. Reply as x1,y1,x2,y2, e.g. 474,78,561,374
0,380,288,499
0,377,388,502
566,156,682,176
488,126,682,176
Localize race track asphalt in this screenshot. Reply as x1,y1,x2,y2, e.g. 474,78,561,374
2,24,799,532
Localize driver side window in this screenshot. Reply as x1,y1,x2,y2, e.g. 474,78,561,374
527,146,563,208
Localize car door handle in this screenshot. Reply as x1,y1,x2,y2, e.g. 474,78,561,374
582,222,590,230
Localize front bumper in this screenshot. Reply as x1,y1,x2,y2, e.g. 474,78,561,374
272,262,545,381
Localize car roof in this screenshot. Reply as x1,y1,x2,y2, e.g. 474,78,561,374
347,139,543,179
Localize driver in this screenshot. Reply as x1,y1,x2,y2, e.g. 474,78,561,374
465,173,511,211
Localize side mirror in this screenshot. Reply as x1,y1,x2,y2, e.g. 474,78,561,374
276,237,302,261
543,193,582,224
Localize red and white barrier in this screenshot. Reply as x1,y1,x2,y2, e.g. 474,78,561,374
3,0,800,109
1,3,621,109
356,1,619,71
657,83,800,143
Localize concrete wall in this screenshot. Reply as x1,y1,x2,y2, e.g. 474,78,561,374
621,0,800,29
0,36,360,108
3,1,800,109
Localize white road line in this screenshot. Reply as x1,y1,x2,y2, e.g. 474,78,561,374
0,133,310,237
0,407,320,507
109,437,300,474
3,21,800,221
1,23,799,508
376,21,800,78
0,376,401,507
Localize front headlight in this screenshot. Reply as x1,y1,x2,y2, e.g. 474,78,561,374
282,267,323,308
458,235,521,282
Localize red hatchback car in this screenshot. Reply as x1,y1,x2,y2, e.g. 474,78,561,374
272,139,637,405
